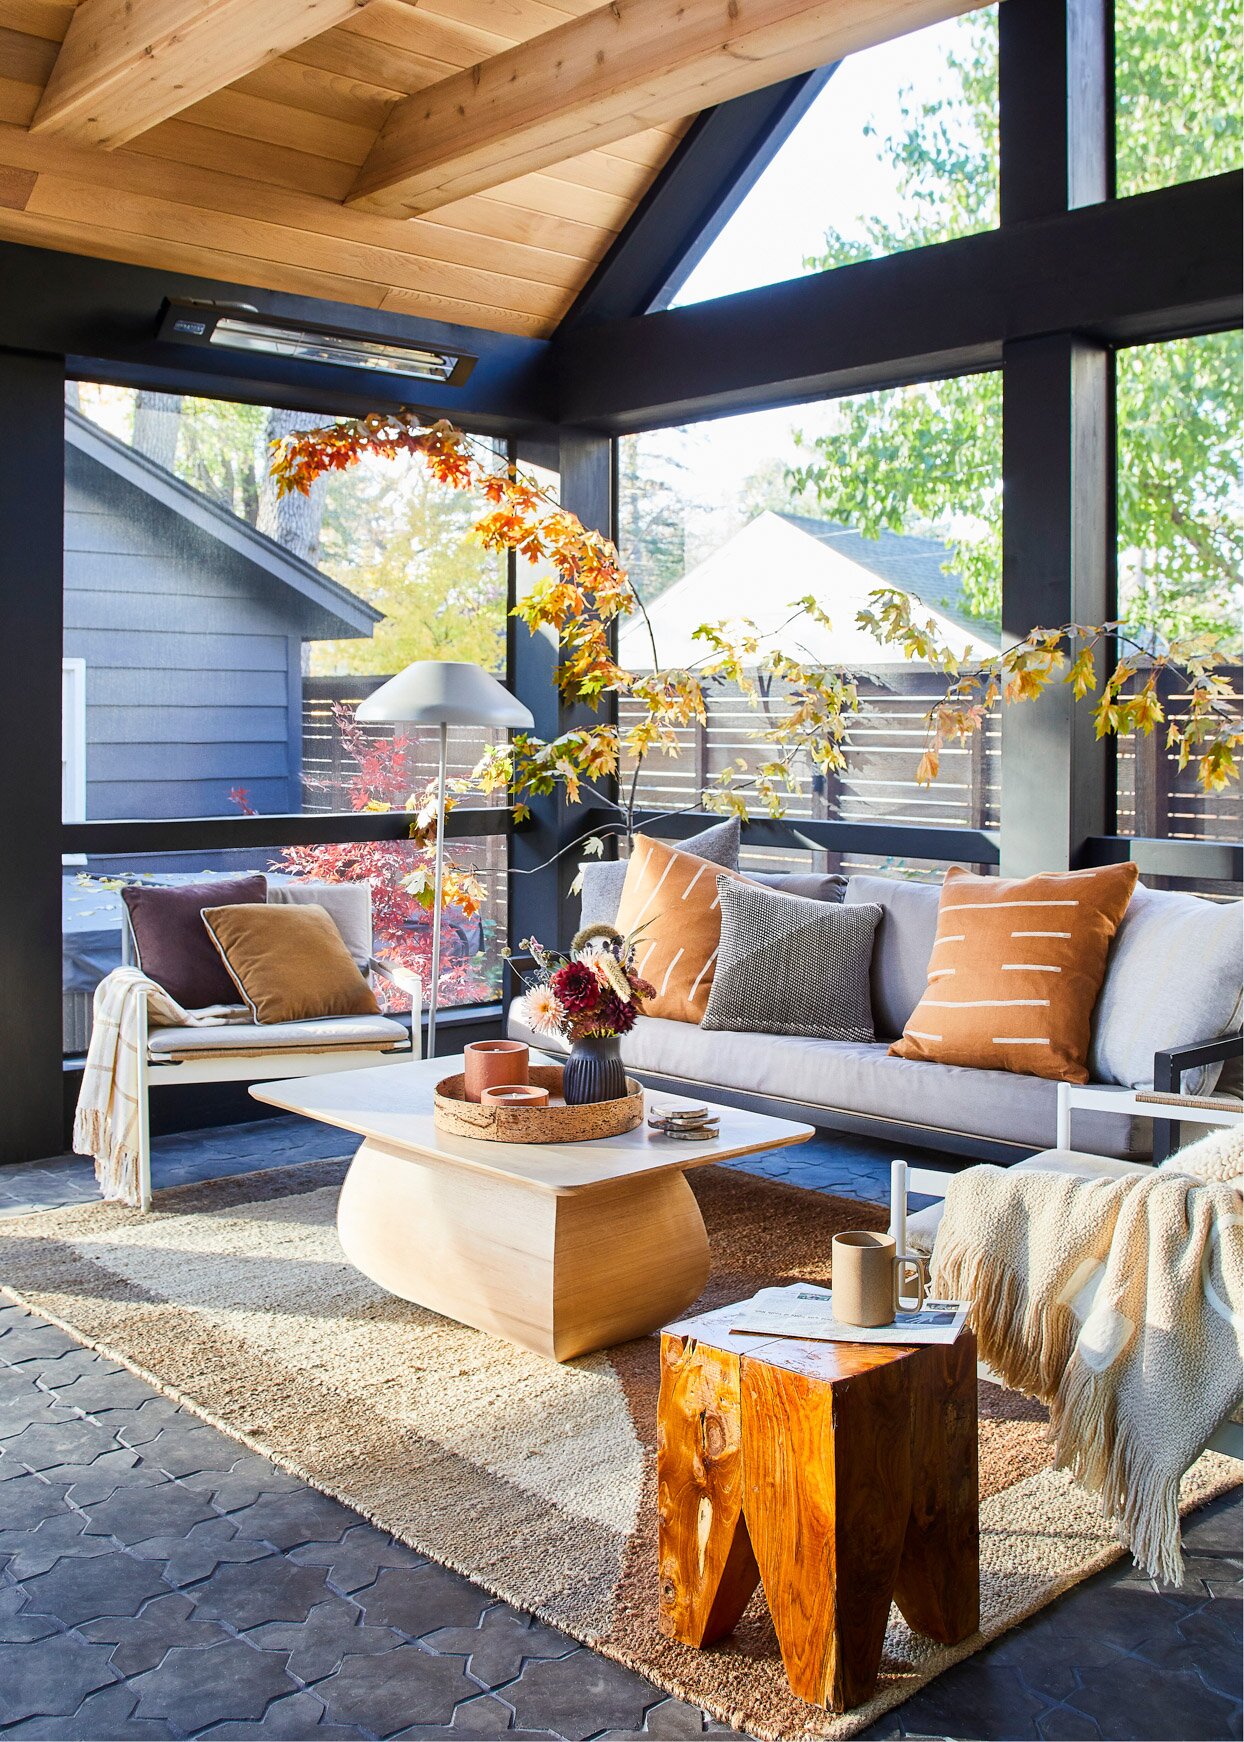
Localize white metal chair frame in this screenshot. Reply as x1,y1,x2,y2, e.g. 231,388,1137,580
889,1080,1243,1463
118,907,421,1211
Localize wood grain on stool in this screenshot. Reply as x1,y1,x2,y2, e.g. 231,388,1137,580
657,1327,980,1712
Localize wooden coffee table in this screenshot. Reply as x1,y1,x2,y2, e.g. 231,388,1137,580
251,1057,812,1361
658,1298,979,1711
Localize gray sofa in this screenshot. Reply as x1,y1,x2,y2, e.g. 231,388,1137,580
507,867,1243,1163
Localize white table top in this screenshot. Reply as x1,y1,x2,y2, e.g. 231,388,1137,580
251,1055,813,1195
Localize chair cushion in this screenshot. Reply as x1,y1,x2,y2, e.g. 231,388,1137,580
148,1013,407,1057
1089,883,1242,1094
201,903,381,1024
890,863,1138,1083
904,1149,1154,1257
123,874,267,1008
702,879,881,1041
844,874,941,1040
577,817,740,930
615,836,754,1023
506,1000,1152,1159
267,880,373,970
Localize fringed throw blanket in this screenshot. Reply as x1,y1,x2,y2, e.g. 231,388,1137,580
932,1129,1243,1585
73,968,240,1207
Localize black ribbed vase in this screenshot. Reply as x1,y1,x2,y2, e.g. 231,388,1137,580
562,1033,627,1105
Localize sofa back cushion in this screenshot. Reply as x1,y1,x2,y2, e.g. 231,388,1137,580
1090,883,1242,1092
614,835,752,1023
123,873,267,1009
577,816,740,930
890,862,1138,1083
751,871,847,903
844,873,941,1039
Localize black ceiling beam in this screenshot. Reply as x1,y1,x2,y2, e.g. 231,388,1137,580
556,169,1242,431
560,68,837,330
0,240,556,437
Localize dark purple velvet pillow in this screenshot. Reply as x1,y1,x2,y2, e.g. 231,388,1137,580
122,875,267,1008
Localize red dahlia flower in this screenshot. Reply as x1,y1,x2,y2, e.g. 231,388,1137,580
550,960,601,1016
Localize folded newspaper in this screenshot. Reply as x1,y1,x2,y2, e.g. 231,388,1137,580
729,1283,970,1346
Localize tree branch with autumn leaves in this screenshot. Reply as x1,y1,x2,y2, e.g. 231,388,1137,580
271,410,1241,871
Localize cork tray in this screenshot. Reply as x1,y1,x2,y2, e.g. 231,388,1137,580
432,1065,645,1144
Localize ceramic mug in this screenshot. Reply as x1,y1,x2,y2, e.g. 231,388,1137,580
831,1230,928,1328
463,1039,530,1103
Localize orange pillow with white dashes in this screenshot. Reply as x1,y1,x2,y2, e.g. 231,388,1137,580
890,863,1138,1083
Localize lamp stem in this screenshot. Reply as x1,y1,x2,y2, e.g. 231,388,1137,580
428,721,448,1060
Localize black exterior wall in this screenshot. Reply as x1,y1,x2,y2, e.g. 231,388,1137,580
0,0,1239,1160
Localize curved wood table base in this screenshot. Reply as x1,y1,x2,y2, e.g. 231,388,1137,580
337,1138,711,1361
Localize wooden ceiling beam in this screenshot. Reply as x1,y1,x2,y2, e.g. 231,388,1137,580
347,0,984,217
31,0,372,150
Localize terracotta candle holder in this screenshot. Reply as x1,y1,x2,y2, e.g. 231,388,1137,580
480,1083,549,1108
463,1039,530,1103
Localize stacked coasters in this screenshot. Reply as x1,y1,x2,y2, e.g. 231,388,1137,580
647,1103,721,1142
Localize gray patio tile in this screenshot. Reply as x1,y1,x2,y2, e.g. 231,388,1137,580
595,1695,720,1738
226,1487,360,1550
0,1584,62,1644
313,1647,481,1733
127,1637,301,1730
0,1632,119,1726
36,1367,157,1415
18,1548,174,1626
57,1448,163,1506
1036,1708,1104,1741
422,1604,578,1687
503,1650,669,1740
198,1689,369,1740
79,1589,233,1675
290,1523,427,1593
246,1598,405,1681
0,1473,72,1531
187,1553,335,1627
388,1691,552,1739
1062,1661,1241,1741
0,1510,118,1580
81,1474,220,1543
128,1514,276,1587
0,1416,124,1471
354,1563,498,1639
0,1680,177,1740
860,1662,1050,1740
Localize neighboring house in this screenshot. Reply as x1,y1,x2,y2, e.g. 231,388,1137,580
63,408,382,820
618,511,998,670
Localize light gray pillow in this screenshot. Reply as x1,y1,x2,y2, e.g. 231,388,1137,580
751,871,846,903
702,878,881,1041
1089,884,1242,1092
577,816,741,930
266,879,373,970
844,873,941,1040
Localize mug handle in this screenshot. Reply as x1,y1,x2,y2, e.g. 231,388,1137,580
895,1254,928,1315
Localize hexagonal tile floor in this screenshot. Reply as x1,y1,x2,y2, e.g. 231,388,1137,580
0,1116,1239,1741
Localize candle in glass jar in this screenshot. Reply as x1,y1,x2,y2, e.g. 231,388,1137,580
480,1083,549,1108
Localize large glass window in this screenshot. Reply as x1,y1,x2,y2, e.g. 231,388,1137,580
1114,331,1243,855
1115,0,1242,198
616,377,1001,874
671,8,997,307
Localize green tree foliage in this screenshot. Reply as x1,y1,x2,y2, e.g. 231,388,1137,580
311,454,506,674
791,5,1242,640
617,437,696,602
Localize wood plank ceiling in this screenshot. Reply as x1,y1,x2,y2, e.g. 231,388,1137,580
0,0,978,341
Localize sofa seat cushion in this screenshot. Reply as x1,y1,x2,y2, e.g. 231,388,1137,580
507,1002,1150,1159
148,1013,408,1058
904,1149,1154,1257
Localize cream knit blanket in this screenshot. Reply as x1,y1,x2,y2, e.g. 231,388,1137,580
73,968,240,1207
932,1132,1243,1584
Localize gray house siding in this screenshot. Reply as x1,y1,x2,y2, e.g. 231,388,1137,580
61,414,380,823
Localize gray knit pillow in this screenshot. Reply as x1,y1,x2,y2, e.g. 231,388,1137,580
702,877,881,1041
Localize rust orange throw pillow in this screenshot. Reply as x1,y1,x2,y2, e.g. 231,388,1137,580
890,863,1139,1083
614,836,752,1023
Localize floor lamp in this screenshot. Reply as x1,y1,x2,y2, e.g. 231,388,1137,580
357,661,533,1059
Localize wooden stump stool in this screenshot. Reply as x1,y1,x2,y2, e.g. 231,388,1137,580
657,1312,979,1712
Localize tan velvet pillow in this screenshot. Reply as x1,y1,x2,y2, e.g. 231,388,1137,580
614,836,753,1023
200,903,380,1025
890,863,1139,1083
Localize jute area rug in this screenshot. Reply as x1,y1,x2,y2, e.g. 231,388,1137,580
0,1159,1236,1741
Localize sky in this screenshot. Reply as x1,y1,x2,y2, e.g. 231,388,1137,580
626,13,986,533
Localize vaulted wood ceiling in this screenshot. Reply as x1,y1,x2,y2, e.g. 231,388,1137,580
0,0,978,340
